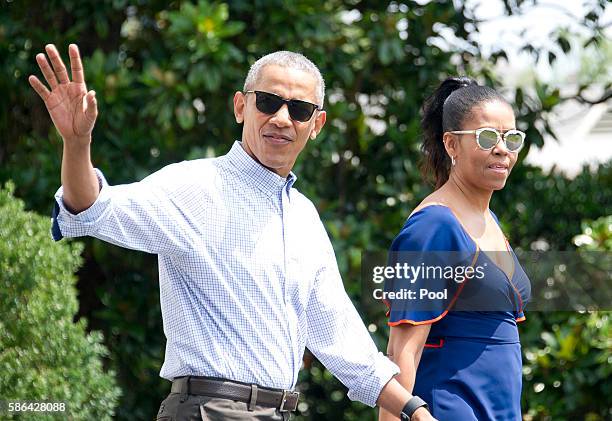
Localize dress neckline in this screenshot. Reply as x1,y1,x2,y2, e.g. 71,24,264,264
410,203,515,281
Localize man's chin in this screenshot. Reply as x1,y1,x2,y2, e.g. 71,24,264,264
256,158,290,177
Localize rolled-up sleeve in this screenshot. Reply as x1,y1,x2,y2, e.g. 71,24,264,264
51,165,198,256
305,236,399,407
52,168,109,240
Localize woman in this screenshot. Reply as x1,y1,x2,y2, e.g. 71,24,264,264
379,77,531,421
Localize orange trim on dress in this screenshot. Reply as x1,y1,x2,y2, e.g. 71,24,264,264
501,237,527,321
424,338,445,348
388,310,450,327
383,298,391,317
387,249,480,326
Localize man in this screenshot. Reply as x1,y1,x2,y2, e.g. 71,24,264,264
29,44,435,421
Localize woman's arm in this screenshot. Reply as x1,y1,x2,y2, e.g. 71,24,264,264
379,323,431,421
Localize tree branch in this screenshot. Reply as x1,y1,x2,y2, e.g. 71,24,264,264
562,90,612,105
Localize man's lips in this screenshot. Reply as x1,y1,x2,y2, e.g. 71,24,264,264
263,133,293,143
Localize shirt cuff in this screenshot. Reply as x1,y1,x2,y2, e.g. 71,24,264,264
346,352,400,407
51,168,108,241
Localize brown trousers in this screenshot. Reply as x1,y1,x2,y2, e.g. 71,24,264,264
156,392,291,421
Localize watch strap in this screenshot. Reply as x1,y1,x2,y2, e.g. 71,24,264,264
400,395,429,420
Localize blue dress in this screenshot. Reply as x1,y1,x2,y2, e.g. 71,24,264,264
384,205,531,421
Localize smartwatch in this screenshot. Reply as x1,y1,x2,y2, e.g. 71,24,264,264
399,396,429,420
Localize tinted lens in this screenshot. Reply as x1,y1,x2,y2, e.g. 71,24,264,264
477,129,499,149
504,132,524,151
254,91,317,122
288,100,317,122
255,92,284,115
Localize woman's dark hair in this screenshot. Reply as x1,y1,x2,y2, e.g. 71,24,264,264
420,76,509,188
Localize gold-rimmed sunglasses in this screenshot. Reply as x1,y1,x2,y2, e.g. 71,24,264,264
449,127,526,152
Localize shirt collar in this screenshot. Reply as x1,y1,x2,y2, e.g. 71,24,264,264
225,141,297,197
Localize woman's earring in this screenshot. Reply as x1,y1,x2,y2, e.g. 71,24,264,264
451,156,456,166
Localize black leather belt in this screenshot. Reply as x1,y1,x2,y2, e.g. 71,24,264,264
171,376,299,412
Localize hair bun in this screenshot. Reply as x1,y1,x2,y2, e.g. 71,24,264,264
445,76,477,91
457,76,477,87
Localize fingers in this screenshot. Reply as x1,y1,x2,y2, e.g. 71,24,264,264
28,75,51,101
84,90,98,123
31,44,87,101
68,44,85,84
35,53,59,90
45,44,70,85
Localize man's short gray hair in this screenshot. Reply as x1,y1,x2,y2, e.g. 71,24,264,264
243,51,325,107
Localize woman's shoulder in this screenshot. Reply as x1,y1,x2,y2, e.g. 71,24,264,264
404,202,464,232
392,203,472,252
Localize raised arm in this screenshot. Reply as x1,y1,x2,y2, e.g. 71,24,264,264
29,44,99,213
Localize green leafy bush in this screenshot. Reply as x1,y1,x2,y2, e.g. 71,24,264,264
0,183,120,420
519,215,611,421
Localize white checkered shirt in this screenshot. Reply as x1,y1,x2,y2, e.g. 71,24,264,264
52,141,399,406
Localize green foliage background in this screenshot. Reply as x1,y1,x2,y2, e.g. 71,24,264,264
0,183,121,420
1,1,610,420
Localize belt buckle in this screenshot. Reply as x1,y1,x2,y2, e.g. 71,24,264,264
279,390,298,412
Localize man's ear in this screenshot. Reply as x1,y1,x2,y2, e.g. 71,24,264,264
309,110,326,140
233,91,245,124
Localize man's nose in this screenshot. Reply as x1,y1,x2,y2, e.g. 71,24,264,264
269,104,292,126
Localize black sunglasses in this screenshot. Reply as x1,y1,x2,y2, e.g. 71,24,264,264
244,90,320,122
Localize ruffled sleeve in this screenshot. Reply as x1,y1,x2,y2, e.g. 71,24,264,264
384,206,478,325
